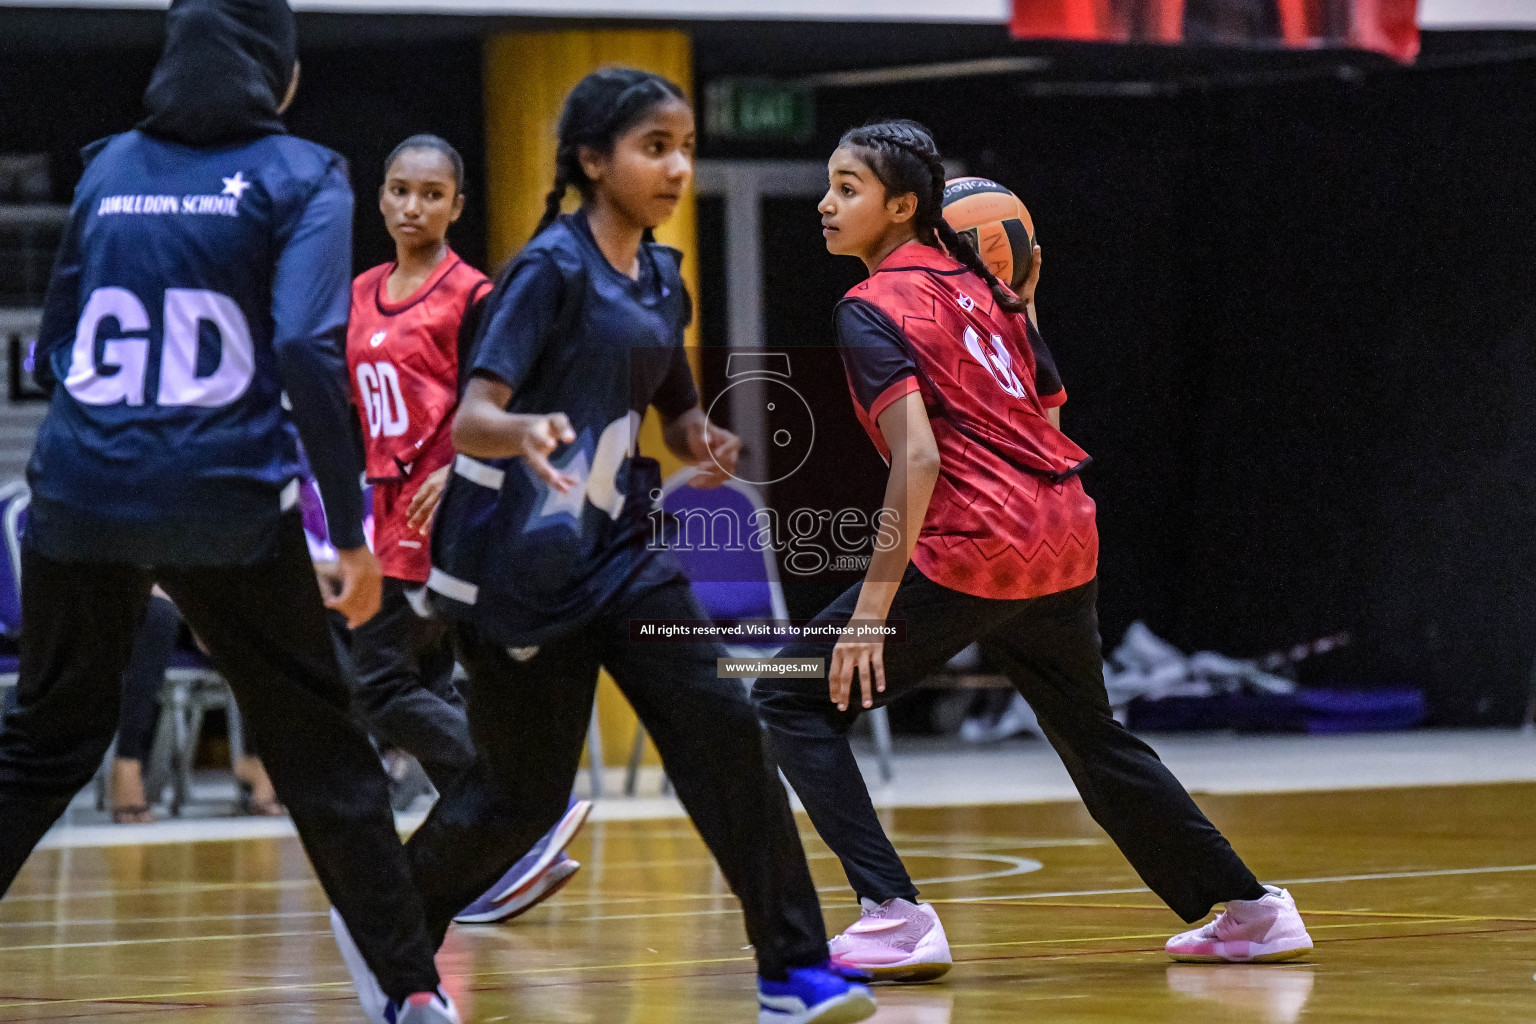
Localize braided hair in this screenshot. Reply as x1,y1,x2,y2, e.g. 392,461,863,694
533,67,688,243
839,119,1026,314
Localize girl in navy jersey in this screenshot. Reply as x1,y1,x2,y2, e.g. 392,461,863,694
342,135,590,928
754,120,1314,980
343,70,876,1024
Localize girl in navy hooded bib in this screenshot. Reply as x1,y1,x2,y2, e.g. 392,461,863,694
405,69,876,1024
0,2,452,1021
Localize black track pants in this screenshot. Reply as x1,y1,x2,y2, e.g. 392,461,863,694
0,516,441,999
754,567,1263,924
404,580,830,979
347,578,475,791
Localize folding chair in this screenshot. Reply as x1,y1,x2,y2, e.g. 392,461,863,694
624,468,894,794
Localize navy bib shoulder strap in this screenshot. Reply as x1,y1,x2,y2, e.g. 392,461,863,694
646,243,692,329
532,235,590,345
463,228,590,389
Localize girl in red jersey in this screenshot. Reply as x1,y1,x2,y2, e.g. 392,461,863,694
753,120,1313,979
344,135,589,927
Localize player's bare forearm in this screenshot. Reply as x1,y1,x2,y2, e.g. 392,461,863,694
857,392,940,620
662,407,705,462
1048,405,1061,430
453,375,524,458
452,374,578,489
663,406,741,486
454,375,545,457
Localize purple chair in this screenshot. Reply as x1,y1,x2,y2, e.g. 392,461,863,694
0,481,28,714
660,467,791,639
644,468,894,787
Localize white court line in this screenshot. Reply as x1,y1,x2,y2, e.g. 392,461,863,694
1,880,314,903
561,853,1046,923
0,929,330,953
0,910,323,930
0,853,1044,944
941,863,1536,904
895,853,1042,887
7,863,1535,952
883,834,1105,849
1277,864,1536,885
31,807,706,851
0,843,1051,908
35,817,303,851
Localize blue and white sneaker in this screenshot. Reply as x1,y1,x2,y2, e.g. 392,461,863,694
386,989,460,1024
453,797,592,924
758,964,877,1024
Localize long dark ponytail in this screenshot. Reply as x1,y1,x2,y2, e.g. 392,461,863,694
533,67,688,243
838,119,1026,314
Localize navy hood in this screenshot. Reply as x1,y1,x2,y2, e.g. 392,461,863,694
140,0,296,147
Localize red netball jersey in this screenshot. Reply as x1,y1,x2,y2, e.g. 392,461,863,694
347,250,490,581
837,241,1099,601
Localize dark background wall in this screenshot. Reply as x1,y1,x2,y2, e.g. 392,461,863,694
753,52,1536,724
4,10,1534,722
0,33,488,275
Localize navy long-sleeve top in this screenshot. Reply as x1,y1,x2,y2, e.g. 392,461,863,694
26,128,365,565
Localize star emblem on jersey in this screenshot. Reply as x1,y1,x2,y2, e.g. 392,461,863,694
525,446,590,531
221,172,252,200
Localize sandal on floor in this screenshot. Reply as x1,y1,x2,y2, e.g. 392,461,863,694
111,804,155,825
237,781,287,818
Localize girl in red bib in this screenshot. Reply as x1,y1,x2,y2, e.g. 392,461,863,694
342,135,589,931
754,120,1313,980
345,135,487,796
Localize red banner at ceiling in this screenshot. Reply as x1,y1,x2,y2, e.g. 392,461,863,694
1011,0,1420,61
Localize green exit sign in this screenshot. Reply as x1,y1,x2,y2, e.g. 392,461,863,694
704,79,815,143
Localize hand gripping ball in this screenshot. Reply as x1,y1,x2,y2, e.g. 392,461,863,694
941,177,1035,292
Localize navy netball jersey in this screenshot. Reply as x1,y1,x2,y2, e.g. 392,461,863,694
27,129,358,565
428,212,697,645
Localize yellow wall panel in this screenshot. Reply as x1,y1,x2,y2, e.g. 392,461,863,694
485,30,701,771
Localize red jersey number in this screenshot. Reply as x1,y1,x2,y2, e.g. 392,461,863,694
356,361,409,439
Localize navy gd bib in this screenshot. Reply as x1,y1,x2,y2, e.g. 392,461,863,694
428,217,690,646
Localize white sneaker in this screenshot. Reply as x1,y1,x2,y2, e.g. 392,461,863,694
329,907,389,1024
828,898,953,982
390,989,461,1024
1165,886,1314,963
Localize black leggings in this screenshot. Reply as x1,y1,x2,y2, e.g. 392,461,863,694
0,515,440,999
754,567,1264,924
403,579,829,979
115,595,181,763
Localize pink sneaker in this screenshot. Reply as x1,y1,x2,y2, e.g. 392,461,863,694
828,898,953,983
1166,886,1314,963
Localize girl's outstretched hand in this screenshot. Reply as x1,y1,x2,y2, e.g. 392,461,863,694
664,408,741,488
689,418,741,488
519,412,578,491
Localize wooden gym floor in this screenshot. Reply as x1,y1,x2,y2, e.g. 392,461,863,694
3,782,1535,1023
